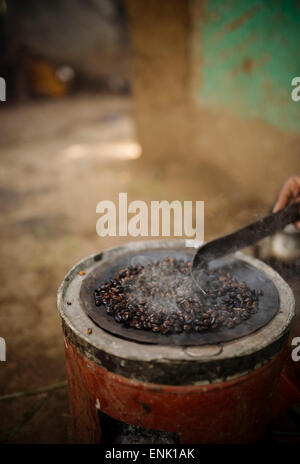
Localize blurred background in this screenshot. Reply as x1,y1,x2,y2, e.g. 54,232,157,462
0,0,299,443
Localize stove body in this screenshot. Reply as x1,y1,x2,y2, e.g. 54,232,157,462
58,240,295,444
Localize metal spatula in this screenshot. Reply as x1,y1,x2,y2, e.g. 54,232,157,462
192,202,300,295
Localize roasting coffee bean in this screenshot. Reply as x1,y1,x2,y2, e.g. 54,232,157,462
94,258,262,335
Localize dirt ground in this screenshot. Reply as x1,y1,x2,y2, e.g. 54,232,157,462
0,93,299,443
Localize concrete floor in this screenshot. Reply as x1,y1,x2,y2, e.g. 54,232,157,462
0,94,299,443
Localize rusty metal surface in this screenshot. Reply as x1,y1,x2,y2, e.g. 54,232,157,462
80,247,279,346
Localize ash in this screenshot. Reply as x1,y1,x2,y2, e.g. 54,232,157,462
99,409,179,444
113,423,179,444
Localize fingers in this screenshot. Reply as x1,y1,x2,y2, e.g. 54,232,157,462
273,176,300,213
295,195,300,230
273,179,294,212
273,197,288,213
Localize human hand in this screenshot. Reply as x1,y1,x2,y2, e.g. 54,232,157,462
273,176,300,229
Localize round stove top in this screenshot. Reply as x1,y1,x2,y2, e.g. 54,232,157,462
80,247,279,346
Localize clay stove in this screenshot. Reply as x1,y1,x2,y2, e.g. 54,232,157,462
57,240,295,443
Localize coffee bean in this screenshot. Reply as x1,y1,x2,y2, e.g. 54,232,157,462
152,325,160,333
183,324,192,332
94,258,262,335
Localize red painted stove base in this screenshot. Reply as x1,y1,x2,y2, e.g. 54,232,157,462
64,338,293,444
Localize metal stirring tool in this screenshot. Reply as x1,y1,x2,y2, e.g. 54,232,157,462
191,202,300,296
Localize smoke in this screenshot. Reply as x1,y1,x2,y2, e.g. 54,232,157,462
122,258,197,316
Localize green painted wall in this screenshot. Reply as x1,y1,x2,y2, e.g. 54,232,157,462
193,0,300,132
